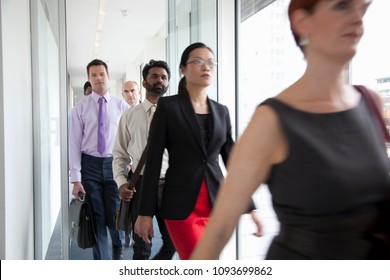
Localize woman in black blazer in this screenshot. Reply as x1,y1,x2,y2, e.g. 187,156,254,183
135,42,262,259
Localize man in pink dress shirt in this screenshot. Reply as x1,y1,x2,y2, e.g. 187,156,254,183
69,59,128,260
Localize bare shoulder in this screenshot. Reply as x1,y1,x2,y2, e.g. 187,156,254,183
251,98,284,135
241,102,287,165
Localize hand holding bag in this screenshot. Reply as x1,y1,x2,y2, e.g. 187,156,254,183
116,145,148,231
69,193,97,249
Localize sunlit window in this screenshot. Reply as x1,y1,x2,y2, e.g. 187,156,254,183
238,0,299,260
351,0,390,131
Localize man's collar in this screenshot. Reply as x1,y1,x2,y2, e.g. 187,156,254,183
91,92,111,102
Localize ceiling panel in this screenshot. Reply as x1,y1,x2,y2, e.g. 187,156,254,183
66,0,167,92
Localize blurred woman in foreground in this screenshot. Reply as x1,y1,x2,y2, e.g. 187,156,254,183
191,0,390,260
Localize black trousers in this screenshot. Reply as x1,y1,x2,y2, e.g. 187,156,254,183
153,214,176,260
131,176,176,260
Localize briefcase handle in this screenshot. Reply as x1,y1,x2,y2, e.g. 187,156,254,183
78,191,85,202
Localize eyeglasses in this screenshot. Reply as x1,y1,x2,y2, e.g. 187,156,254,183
186,58,218,68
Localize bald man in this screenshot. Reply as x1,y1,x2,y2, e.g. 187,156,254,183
122,81,141,107
121,80,141,247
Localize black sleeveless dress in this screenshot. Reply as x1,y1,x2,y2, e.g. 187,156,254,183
261,95,390,259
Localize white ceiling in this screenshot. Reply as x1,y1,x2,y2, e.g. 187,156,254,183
66,0,167,94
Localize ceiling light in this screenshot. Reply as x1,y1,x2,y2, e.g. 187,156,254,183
93,0,106,58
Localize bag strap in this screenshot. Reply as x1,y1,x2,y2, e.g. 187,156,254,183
355,85,390,142
127,144,148,189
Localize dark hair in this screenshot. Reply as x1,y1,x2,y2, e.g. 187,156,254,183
83,81,91,92
142,59,171,81
177,42,214,95
86,59,109,76
288,0,319,50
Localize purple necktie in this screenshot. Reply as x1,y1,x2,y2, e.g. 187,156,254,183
98,96,107,155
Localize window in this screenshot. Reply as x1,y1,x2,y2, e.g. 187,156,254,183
238,0,303,259
351,0,390,132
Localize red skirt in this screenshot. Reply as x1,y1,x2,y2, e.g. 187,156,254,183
164,179,212,260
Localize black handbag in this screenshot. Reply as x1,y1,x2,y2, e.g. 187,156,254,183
69,193,97,249
116,145,148,231
116,199,132,232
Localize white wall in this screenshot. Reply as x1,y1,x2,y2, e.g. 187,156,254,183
0,0,35,259
0,0,5,260
217,0,237,135
125,37,167,100
125,64,141,85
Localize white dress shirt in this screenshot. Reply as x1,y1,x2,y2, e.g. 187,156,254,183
113,99,168,188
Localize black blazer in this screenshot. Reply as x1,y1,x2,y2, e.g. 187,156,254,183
138,92,235,220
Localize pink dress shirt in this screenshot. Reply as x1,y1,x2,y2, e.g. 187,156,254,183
69,92,128,183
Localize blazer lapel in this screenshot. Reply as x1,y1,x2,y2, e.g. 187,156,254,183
178,92,207,155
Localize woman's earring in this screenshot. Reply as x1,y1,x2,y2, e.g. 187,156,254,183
299,36,309,46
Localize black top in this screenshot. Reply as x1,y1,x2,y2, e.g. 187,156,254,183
196,113,213,148
261,96,390,259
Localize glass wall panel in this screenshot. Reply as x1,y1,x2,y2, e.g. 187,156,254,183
237,0,305,259
32,0,61,259
168,0,218,99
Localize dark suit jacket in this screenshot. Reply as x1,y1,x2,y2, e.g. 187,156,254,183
138,92,236,220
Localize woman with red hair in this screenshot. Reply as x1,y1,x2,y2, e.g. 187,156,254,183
191,0,390,260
